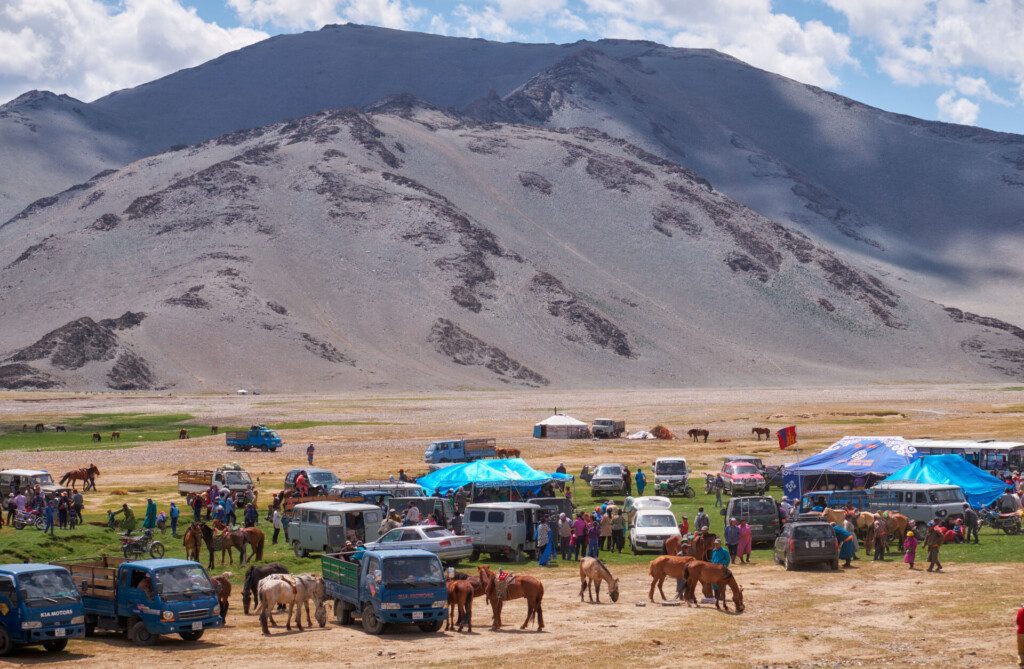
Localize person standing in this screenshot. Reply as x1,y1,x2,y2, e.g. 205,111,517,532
57,493,68,530
871,514,888,561
623,467,632,496
169,501,180,537
244,503,258,528
678,514,689,537
572,513,586,561
73,489,84,525
557,513,572,560
272,507,282,545
306,443,315,465
43,498,55,536
611,510,626,553
903,530,918,569
142,498,157,531
724,517,740,563
695,507,710,533
714,476,723,508
191,493,203,522
925,522,944,572
223,494,236,526
600,509,612,550
963,504,980,544
843,516,860,560
5,493,15,526
635,468,647,497
736,519,753,564
587,516,601,558
536,515,553,566
1016,603,1024,669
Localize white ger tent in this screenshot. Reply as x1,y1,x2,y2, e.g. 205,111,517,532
533,413,589,439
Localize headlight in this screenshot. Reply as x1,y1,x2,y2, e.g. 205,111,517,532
430,600,447,608
379,602,401,610
71,616,85,624
161,610,175,621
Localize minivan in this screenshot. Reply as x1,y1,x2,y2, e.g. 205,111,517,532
284,468,339,495
286,501,382,557
462,502,542,562
867,483,968,523
721,495,781,543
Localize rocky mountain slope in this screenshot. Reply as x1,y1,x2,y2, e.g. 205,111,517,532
1,103,1021,391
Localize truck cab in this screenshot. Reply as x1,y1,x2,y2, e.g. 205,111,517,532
225,425,282,452
287,502,382,557
0,564,84,656
462,502,542,562
423,438,496,464
53,557,222,646
322,549,447,635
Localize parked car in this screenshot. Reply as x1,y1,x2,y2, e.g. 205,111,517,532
719,461,766,496
176,466,253,496
0,469,69,499
721,496,781,543
773,518,839,570
365,526,474,565
462,502,542,562
867,482,969,523
333,482,424,498
628,497,678,554
653,458,694,497
721,455,766,472
286,502,382,557
589,464,626,495
423,438,497,464
284,468,339,495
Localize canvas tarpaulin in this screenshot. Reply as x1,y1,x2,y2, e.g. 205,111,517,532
883,454,1007,509
416,458,572,495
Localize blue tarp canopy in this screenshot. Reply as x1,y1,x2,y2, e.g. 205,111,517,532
416,458,572,495
882,454,1007,509
782,436,920,499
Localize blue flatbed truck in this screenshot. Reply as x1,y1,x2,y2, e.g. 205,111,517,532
0,563,85,656
225,425,282,452
53,557,223,646
423,438,497,464
322,549,448,634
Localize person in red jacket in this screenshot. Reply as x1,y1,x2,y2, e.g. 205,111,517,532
1017,603,1024,668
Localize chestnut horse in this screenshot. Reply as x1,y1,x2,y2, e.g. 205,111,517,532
184,522,216,569
681,561,745,613
446,578,474,632
751,427,771,440
110,431,120,440
648,555,697,601
179,429,190,439
687,428,709,443
664,532,717,561
477,566,544,631
60,464,100,492
211,572,233,620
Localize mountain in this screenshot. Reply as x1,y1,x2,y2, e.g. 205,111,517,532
1,104,1021,391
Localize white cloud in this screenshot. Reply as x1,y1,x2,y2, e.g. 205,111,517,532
0,0,266,103
228,0,422,31
936,89,979,125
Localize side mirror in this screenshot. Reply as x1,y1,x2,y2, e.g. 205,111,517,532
373,569,382,584
720,509,726,516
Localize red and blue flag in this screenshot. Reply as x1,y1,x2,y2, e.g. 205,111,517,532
777,425,797,450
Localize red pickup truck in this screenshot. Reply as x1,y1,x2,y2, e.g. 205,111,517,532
719,461,766,496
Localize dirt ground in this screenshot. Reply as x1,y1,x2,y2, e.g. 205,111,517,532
2,384,1023,667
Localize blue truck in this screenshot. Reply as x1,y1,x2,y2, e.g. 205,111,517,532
225,425,282,452
0,563,85,656
423,438,497,464
53,557,223,646
322,549,448,634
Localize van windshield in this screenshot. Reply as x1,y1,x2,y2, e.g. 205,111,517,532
156,566,214,601
655,461,687,475
637,514,676,528
18,570,78,608
383,558,444,588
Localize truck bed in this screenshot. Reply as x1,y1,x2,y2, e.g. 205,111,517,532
322,554,359,601
224,432,250,441
51,556,125,599
175,470,214,486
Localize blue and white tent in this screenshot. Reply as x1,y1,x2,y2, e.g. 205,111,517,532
416,458,572,496
782,436,920,499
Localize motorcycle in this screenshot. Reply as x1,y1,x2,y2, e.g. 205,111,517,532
980,508,1022,535
704,474,720,495
12,509,46,530
657,478,695,498
121,529,166,559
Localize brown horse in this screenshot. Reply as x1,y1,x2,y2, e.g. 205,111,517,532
211,426,219,434
110,431,120,440
34,423,44,432
55,425,66,432
648,555,697,601
681,561,745,613
179,429,190,439
212,521,264,564
751,427,771,440
21,424,28,432
687,428,709,443
184,522,216,569
60,464,99,491
665,531,716,560
495,448,521,459
211,572,232,620
446,579,474,633
91,432,101,442
477,566,544,631
579,557,619,603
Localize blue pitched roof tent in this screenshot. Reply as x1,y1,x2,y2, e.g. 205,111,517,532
883,454,1007,509
416,458,571,496
782,436,919,499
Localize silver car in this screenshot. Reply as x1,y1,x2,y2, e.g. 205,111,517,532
364,526,474,565
589,463,626,494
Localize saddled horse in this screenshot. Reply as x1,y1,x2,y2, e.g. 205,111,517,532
183,522,216,569
477,565,544,631
681,560,745,613
579,557,619,604
751,427,771,440
60,464,100,492
687,428,710,443
211,521,264,565
242,563,290,614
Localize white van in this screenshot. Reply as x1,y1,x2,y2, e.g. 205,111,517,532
868,482,968,523
462,502,542,562
286,501,382,557
628,497,678,554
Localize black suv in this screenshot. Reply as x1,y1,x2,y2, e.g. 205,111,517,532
773,517,839,571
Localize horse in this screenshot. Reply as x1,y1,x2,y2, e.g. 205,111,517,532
60,464,99,492
256,573,326,635
647,555,697,601
751,427,771,440
579,557,619,604
452,571,486,598
820,508,849,525
687,428,709,443
446,578,474,633
184,522,216,569
55,425,66,432
211,523,247,565
495,448,521,459
21,424,28,432
211,426,219,434
110,431,120,440
863,512,909,554
681,560,745,613
179,429,189,439
211,572,232,620
91,432,101,442
242,563,290,614
477,565,544,631
34,423,44,432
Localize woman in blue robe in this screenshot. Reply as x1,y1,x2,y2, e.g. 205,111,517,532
833,522,856,567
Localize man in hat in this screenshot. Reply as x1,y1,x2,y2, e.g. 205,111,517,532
724,517,740,563
925,521,944,572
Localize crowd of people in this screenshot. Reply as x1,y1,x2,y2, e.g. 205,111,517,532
2,486,85,534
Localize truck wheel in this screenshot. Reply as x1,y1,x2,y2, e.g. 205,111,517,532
361,605,386,635
293,541,308,558
470,549,481,562
829,559,839,571
149,542,165,558
418,620,443,633
270,448,278,453
0,627,12,656
243,447,252,452
129,620,158,646
179,630,204,641
334,599,353,625
43,639,69,652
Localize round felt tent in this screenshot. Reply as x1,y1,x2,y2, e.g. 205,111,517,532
533,413,589,439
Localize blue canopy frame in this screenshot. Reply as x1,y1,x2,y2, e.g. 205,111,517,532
782,436,920,499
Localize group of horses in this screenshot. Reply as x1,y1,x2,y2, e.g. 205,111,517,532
59,464,100,491
494,448,521,459
207,561,323,634
648,555,745,612
820,507,910,553
444,565,545,633
182,521,265,569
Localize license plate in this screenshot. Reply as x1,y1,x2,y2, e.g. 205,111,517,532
411,612,424,620
809,541,822,548
54,628,65,637
192,622,203,630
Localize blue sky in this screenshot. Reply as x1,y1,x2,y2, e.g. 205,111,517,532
2,0,1022,133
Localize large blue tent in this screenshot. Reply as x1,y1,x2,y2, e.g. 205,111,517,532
416,458,572,496
783,436,920,499
882,454,1007,509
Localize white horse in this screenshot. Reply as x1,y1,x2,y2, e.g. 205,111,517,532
255,573,326,634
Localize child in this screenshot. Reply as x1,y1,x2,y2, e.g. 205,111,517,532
903,530,918,570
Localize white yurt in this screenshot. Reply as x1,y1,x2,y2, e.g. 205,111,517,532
533,413,589,439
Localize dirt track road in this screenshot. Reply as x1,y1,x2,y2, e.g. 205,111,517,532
7,560,1019,668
